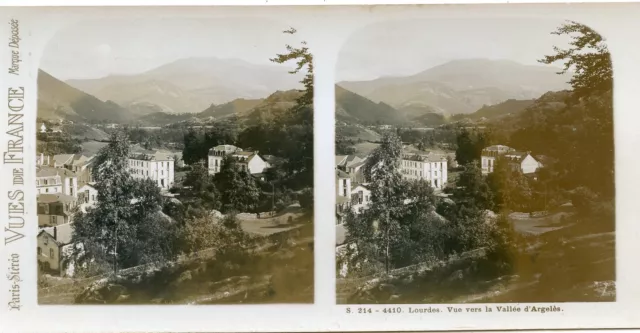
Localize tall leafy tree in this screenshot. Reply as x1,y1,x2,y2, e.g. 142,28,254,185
540,21,612,99
72,131,177,274
352,132,407,274
214,155,260,213
270,27,313,109
453,162,494,212
269,27,314,188
182,128,204,165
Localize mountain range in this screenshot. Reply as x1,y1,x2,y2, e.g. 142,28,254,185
337,59,571,116
65,57,303,115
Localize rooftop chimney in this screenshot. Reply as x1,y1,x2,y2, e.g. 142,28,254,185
53,226,57,240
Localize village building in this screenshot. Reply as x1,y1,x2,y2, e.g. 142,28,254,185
37,193,77,227
37,223,74,275
128,151,175,190
336,155,368,185
50,153,95,185
36,166,78,197
77,183,98,212
335,169,352,224
400,152,448,189
481,145,542,174
350,184,372,214
207,144,268,175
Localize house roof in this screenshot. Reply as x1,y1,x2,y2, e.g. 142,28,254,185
336,196,350,204
335,155,348,167
336,169,350,179
36,166,77,178
78,183,97,191
483,144,514,152
351,183,371,192
349,160,367,169
39,223,74,246
38,193,76,204
129,151,173,161
52,154,74,166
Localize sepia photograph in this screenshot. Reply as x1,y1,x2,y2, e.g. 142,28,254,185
335,18,615,304
34,16,314,304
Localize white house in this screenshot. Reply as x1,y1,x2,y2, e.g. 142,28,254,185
335,169,352,224
36,166,78,198
37,223,74,275
207,145,268,175
336,155,368,185
39,123,47,133
350,184,372,214
481,145,542,174
37,193,77,227
401,152,448,190
128,151,175,190
77,184,98,212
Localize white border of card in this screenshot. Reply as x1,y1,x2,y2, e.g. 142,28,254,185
2,2,640,332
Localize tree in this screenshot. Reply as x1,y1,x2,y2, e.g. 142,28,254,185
214,155,260,213
269,27,314,189
183,161,220,209
270,27,313,109
354,132,407,274
540,21,612,99
455,129,476,165
182,128,203,165
453,162,494,212
72,131,177,274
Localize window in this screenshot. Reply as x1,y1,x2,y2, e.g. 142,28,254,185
44,179,48,185
50,248,54,259
45,188,49,193
51,216,57,225
37,247,42,256
92,195,95,201
343,189,347,197
43,237,48,245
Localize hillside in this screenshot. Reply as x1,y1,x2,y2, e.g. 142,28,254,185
37,70,132,123
338,59,571,115
452,99,536,122
66,57,303,114
199,98,263,119
335,85,404,125
242,90,302,125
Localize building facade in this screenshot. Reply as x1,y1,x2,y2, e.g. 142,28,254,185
350,184,372,214
400,153,448,189
128,152,175,190
37,193,77,227
37,224,74,274
208,145,268,175
481,145,542,174
335,169,352,224
77,184,98,212
36,166,78,197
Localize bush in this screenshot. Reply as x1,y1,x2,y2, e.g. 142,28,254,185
571,186,598,214
298,188,314,211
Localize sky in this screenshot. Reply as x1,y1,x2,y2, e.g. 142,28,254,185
40,17,301,80
336,18,574,82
